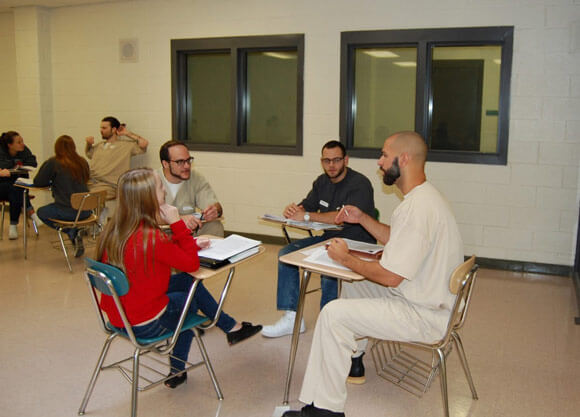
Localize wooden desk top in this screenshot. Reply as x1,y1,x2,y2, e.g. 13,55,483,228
13,183,50,191
279,239,365,282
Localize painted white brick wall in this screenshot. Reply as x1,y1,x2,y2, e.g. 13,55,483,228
0,0,578,266
0,13,18,131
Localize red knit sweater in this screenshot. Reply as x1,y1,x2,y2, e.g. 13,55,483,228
99,220,200,328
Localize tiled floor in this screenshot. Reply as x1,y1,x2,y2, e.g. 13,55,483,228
1,224,579,417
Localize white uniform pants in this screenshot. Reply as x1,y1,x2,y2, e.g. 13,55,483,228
298,280,450,413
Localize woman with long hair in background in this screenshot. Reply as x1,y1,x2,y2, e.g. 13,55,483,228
33,135,91,257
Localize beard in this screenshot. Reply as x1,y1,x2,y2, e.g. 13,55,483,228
169,164,190,181
382,157,400,186
325,164,346,180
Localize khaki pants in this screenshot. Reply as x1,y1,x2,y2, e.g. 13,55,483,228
197,219,224,237
298,280,450,413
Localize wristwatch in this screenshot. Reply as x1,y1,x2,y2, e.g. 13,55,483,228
303,212,310,222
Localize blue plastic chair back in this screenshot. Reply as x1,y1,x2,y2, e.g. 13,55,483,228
85,258,130,296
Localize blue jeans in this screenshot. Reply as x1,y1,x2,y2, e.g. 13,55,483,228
277,235,338,311
37,203,91,239
129,273,236,372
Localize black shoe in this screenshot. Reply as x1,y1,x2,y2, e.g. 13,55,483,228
164,372,187,389
74,234,84,258
282,404,345,417
226,321,262,345
347,352,365,384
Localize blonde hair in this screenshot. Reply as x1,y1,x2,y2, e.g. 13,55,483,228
96,168,161,271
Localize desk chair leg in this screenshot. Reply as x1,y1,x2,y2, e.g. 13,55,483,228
0,203,5,240
56,229,73,272
281,225,292,244
283,268,311,405
31,216,39,237
436,348,450,417
78,334,116,415
194,332,224,400
131,349,140,417
452,332,478,400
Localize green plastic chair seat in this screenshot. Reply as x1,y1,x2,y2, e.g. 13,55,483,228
106,314,210,345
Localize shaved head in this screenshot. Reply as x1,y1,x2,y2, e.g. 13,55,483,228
387,131,427,166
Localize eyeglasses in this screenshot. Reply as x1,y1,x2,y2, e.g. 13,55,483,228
321,157,344,165
169,157,194,166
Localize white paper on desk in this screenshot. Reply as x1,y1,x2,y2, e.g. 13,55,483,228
14,177,34,185
285,219,341,230
303,247,351,271
262,213,287,222
300,246,321,256
342,238,384,254
198,234,261,261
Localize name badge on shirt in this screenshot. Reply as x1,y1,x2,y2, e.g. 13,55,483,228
319,200,329,208
182,205,194,214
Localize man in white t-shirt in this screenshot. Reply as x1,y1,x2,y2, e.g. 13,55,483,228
283,131,464,417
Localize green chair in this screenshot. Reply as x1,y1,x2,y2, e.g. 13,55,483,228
78,258,223,417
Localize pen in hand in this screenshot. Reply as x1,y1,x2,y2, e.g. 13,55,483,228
341,205,350,217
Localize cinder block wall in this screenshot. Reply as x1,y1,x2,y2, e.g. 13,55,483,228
1,0,579,266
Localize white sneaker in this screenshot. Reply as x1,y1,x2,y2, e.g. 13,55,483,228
261,311,306,338
8,224,18,240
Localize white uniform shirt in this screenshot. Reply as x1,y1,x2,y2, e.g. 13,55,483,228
379,181,463,311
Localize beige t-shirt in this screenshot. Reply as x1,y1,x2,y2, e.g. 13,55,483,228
157,168,219,214
379,181,463,311
87,139,144,187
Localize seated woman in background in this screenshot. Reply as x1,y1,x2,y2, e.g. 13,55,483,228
33,135,91,257
0,131,39,239
97,168,262,389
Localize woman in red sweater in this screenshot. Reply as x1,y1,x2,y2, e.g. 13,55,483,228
97,168,261,388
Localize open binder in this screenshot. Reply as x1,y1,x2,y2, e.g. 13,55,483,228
198,234,261,269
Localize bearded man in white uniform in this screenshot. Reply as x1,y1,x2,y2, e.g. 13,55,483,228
283,131,464,417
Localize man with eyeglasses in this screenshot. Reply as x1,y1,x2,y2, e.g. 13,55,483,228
157,140,224,236
85,116,149,200
262,140,375,356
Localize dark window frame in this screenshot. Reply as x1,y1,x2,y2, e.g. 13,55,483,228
171,34,304,155
339,26,514,165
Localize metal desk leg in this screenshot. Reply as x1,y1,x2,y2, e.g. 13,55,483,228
281,225,292,244
22,188,28,259
283,267,311,405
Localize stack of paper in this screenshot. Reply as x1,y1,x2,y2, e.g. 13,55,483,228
198,234,261,262
262,214,342,231
341,238,383,254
